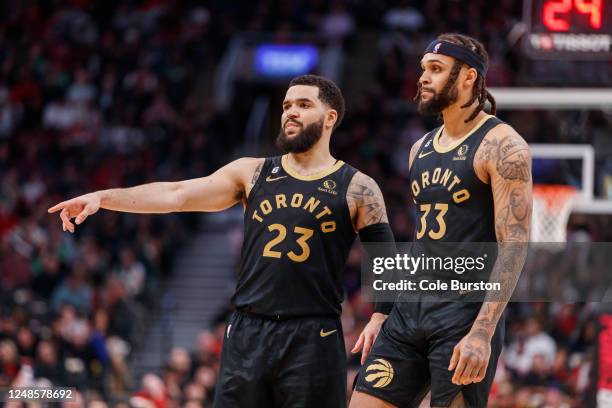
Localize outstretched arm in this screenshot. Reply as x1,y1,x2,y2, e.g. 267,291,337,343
48,158,264,232
448,126,532,385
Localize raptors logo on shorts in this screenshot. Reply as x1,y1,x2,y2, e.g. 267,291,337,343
365,359,394,388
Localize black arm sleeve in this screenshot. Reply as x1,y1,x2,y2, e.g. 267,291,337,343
359,222,396,315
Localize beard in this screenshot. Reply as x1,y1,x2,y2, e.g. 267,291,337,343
276,118,324,154
416,81,459,116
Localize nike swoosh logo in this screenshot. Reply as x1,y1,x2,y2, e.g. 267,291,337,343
418,150,434,159
266,175,288,182
320,329,337,338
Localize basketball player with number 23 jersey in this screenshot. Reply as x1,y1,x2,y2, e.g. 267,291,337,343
352,34,533,407
49,75,395,408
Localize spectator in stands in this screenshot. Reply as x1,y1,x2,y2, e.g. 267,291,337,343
102,277,137,344
15,326,36,362
193,365,217,402
506,316,557,377
50,262,94,315
383,0,425,32
33,339,65,385
106,335,133,398
166,347,192,393
131,373,169,408
31,243,66,299
184,381,207,406
116,247,146,299
319,2,356,45
0,338,20,386
192,330,221,369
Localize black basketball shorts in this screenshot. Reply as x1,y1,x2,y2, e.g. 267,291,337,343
214,311,347,408
355,302,504,407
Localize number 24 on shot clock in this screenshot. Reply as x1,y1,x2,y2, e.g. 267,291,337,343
523,0,611,58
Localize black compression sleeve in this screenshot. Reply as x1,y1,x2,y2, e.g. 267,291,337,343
359,223,396,315
358,222,395,244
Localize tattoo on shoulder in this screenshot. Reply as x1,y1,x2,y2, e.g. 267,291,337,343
478,135,531,182
478,138,498,162
347,173,388,226
237,161,264,202
496,135,530,181
251,162,264,186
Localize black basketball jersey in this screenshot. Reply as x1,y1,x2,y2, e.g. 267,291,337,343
409,115,504,243
233,155,358,317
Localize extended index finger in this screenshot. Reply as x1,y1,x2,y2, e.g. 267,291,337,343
361,334,374,365
351,332,365,353
48,201,68,213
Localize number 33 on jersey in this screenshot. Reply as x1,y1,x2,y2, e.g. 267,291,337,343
410,116,502,242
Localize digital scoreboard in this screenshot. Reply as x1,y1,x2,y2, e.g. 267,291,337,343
523,0,612,59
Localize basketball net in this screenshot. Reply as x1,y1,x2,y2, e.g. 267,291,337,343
531,184,577,242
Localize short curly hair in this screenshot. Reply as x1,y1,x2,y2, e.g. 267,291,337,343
288,75,345,130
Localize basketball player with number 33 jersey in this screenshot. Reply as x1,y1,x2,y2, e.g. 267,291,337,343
352,34,533,408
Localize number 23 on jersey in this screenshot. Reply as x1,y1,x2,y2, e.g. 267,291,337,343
263,223,314,262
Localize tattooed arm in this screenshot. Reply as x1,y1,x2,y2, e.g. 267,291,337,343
347,171,393,362
346,172,389,231
48,158,265,231
448,125,532,385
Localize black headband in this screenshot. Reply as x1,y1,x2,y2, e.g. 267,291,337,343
424,40,487,77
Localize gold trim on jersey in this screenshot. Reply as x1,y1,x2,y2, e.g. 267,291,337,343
281,155,345,181
432,114,494,153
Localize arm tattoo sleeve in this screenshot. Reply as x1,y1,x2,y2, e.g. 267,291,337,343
473,133,532,337
346,173,389,228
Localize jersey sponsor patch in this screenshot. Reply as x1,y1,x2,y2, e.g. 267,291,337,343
318,179,338,195
453,144,469,161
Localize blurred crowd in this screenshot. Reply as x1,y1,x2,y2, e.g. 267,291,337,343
0,0,610,407
0,0,232,406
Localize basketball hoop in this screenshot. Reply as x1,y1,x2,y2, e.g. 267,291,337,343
531,184,577,242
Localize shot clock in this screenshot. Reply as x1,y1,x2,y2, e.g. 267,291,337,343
523,0,611,59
